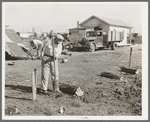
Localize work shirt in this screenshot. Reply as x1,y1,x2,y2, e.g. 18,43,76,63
43,37,62,58
31,39,43,58
32,39,43,49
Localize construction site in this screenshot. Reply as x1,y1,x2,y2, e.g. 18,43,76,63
3,2,147,119
4,24,142,117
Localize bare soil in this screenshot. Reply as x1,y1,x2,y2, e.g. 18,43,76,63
5,45,142,116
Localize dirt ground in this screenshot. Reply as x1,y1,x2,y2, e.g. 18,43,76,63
5,44,142,116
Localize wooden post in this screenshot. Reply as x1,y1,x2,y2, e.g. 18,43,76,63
111,31,113,42
41,47,44,87
32,69,37,101
114,29,116,41
51,32,59,90
34,68,37,88
129,46,133,67
129,28,132,44
51,33,55,79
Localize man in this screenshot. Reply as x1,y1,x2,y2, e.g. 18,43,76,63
30,31,64,94
29,39,43,59
41,31,64,93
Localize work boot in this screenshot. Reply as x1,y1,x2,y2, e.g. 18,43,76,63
43,90,49,95
54,89,62,93
37,88,49,95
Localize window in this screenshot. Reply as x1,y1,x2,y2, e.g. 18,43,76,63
122,31,124,40
120,31,124,42
86,31,97,37
97,32,103,36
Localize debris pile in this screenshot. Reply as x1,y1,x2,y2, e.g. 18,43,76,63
5,106,21,115
80,87,111,103
110,74,142,115
58,106,67,114
81,69,142,115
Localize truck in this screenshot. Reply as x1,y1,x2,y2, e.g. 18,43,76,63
69,26,124,52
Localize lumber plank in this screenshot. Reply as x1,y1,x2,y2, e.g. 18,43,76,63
120,66,137,74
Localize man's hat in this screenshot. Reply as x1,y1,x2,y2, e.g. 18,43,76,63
56,34,64,41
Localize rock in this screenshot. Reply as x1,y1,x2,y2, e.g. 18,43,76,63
5,106,20,115
58,106,67,114
136,69,142,74
75,87,84,96
62,58,68,63
8,62,15,65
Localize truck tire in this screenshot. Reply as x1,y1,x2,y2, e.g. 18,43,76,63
111,43,115,50
89,43,96,52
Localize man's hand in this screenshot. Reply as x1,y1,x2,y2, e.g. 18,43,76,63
31,56,35,60
48,56,56,60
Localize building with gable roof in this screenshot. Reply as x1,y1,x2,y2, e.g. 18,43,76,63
69,15,133,46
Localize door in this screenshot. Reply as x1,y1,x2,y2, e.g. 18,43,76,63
103,34,108,46
95,31,103,47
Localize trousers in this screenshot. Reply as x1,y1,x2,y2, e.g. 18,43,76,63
41,56,59,91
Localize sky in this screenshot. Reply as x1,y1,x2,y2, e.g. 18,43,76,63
3,2,145,34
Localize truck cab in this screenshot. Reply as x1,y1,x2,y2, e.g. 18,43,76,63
86,30,104,46
84,29,113,52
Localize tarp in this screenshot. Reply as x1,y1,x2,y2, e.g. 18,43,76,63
5,29,23,43
5,34,14,43
7,43,27,57
5,28,30,60
5,43,14,56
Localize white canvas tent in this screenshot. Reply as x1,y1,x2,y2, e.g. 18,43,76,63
5,28,31,60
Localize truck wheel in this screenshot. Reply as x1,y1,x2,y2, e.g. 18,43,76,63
89,44,95,52
111,43,115,50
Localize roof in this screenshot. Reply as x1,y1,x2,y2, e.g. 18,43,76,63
79,15,133,28
69,26,94,30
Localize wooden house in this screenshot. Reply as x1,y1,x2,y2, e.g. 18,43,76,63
69,15,133,46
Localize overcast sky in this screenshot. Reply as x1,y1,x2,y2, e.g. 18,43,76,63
3,2,146,34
